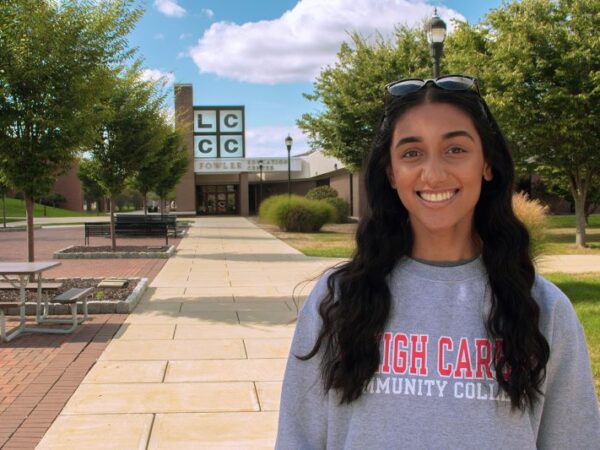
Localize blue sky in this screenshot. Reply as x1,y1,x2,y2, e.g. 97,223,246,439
129,0,505,157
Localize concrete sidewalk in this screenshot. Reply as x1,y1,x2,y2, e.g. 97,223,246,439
37,217,336,449
34,217,600,449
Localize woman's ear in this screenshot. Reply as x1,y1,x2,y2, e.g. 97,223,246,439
483,163,493,181
386,166,397,189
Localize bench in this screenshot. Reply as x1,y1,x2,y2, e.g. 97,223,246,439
114,221,169,245
37,287,94,333
116,214,177,236
84,222,111,245
0,287,93,340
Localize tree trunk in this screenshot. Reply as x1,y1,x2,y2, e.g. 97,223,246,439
143,191,148,217
574,192,587,248
109,196,116,251
569,172,589,248
24,194,35,261
2,193,6,229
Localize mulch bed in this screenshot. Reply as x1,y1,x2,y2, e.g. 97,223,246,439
61,245,170,253
0,278,135,303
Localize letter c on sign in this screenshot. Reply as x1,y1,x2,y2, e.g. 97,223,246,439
224,139,238,153
224,114,239,129
198,139,212,154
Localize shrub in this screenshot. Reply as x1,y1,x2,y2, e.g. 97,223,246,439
259,194,334,232
512,191,549,258
306,185,338,200
258,194,284,223
324,197,350,223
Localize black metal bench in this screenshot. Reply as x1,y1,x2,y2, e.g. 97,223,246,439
116,214,177,236
84,222,111,245
114,221,169,245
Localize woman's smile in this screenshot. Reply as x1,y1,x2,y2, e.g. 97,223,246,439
417,188,460,204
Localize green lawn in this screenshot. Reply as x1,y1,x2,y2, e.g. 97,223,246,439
545,273,600,398
547,214,600,229
0,197,105,218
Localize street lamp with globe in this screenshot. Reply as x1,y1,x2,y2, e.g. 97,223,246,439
426,8,447,78
285,135,293,197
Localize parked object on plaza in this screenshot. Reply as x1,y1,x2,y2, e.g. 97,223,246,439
0,261,71,342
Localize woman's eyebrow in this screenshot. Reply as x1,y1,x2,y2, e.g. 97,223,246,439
394,136,422,148
443,130,475,141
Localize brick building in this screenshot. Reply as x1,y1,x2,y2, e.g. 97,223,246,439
173,83,367,216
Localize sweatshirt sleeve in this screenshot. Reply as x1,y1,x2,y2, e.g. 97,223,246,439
275,274,331,450
534,278,600,449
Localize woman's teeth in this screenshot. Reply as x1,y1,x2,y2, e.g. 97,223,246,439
418,190,457,202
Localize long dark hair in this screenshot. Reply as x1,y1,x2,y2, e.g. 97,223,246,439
298,85,550,411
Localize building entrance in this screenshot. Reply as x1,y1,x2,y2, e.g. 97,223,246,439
196,185,238,215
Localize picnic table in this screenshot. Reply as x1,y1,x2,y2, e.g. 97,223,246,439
0,261,90,342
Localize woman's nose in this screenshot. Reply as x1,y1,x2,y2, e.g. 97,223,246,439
420,157,447,186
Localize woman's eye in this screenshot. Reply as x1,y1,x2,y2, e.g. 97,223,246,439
402,149,420,159
448,146,466,155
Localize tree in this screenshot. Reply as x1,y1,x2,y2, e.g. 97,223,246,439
444,0,600,247
298,26,431,170
152,130,189,215
0,0,142,260
89,69,167,249
78,158,107,212
130,119,171,216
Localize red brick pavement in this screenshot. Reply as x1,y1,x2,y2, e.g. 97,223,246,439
0,315,127,449
0,226,182,449
0,227,180,279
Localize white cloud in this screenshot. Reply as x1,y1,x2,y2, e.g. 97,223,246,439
189,0,464,84
154,32,165,40
154,0,186,18
162,106,176,126
139,68,176,88
179,33,192,40
201,8,214,18
245,126,308,158
176,51,188,59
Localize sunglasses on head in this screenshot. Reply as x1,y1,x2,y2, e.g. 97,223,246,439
385,74,480,99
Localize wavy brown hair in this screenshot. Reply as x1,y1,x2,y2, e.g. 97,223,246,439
298,85,550,411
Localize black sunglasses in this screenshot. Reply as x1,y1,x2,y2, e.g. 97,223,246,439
385,75,480,99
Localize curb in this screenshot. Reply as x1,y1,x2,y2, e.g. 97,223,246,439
1,277,148,315
53,245,176,259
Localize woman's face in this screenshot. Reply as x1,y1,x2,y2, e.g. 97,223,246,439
386,102,492,237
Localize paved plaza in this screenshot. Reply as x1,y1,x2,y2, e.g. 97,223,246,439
0,217,598,448
35,217,335,449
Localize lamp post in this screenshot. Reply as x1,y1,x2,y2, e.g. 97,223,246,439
285,135,293,197
258,160,264,209
426,8,447,78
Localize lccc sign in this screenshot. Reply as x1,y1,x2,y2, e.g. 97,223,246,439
194,107,245,158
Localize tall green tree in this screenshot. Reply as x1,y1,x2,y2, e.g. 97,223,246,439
78,158,107,213
298,26,431,170
89,69,167,249
130,118,172,216
152,130,189,215
0,0,141,260
445,0,600,247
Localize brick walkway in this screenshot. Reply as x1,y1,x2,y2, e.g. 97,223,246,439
0,226,179,449
0,315,127,449
0,227,180,279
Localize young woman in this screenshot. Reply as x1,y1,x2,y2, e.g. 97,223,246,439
276,75,600,449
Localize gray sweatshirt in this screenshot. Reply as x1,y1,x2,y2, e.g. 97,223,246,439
276,256,600,449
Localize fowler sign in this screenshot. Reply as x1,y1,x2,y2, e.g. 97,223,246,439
194,106,245,158
194,158,302,173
